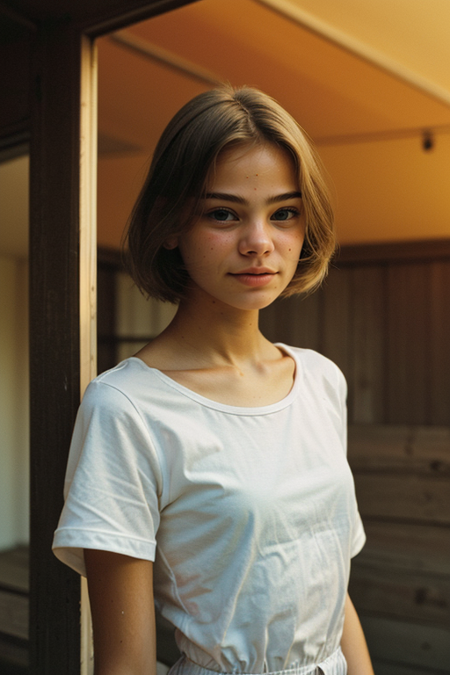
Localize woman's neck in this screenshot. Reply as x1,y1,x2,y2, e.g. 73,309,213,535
134,293,296,408
138,290,280,373
163,297,271,369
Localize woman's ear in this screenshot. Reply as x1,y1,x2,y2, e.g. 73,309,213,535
163,235,179,250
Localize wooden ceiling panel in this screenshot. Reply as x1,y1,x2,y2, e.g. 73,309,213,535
98,38,206,149
278,0,450,93
117,0,450,139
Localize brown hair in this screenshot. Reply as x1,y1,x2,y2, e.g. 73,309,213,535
125,85,335,303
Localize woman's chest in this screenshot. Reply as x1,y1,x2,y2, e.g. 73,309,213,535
152,395,351,531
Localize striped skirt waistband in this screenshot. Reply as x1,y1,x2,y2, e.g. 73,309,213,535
168,647,347,675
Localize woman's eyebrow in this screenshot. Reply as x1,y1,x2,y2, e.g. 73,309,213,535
268,191,302,204
202,191,302,204
203,192,246,204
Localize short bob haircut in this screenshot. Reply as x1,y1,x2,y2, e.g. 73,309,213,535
125,85,335,304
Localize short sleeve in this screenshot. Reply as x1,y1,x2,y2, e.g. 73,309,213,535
335,365,348,452
351,511,366,558
52,380,162,576
336,366,366,558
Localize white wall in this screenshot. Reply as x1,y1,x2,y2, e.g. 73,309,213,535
0,255,29,550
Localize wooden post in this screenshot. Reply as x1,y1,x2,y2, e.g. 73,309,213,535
29,21,84,674
79,34,98,675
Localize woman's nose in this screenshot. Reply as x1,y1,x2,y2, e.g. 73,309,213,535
238,220,275,256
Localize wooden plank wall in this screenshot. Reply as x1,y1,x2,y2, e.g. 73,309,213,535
260,241,450,426
349,426,450,674
260,241,450,674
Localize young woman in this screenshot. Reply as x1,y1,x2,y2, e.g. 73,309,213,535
53,86,374,675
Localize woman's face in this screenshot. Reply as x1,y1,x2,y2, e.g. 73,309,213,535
168,142,305,312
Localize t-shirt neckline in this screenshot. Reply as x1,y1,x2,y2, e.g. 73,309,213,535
128,343,302,416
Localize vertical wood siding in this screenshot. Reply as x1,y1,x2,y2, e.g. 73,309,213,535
261,250,450,425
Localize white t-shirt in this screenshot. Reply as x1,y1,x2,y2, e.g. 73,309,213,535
53,344,365,674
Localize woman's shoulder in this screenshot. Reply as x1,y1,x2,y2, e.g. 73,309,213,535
278,344,347,406
279,343,345,381
81,357,164,413
92,356,147,386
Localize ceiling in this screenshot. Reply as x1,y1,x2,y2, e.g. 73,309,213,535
1,0,450,257
98,0,450,150
96,0,450,249
256,0,450,99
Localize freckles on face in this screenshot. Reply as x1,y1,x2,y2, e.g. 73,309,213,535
177,142,305,309
182,230,223,260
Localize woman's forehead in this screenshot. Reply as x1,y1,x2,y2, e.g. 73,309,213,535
208,142,298,189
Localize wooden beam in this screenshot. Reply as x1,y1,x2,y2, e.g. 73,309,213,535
29,20,83,675
79,33,98,675
110,29,221,86
0,0,200,34
336,239,450,265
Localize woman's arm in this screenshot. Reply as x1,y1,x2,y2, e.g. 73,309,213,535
340,593,374,675
85,549,157,675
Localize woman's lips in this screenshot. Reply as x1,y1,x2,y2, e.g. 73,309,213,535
230,271,277,287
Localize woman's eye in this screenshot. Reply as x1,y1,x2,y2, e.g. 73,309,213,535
208,209,236,222
272,207,298,222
